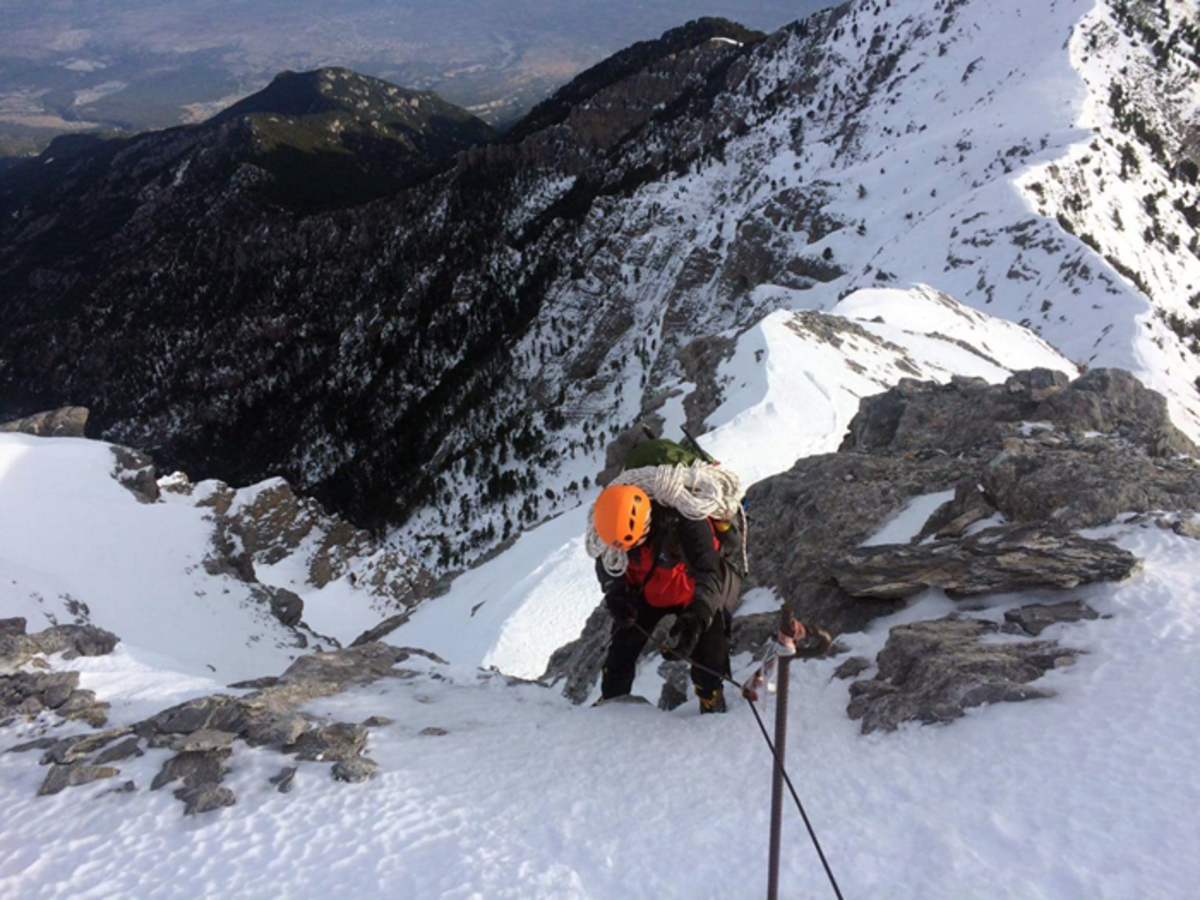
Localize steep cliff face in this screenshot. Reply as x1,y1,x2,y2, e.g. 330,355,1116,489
1,2,1198,574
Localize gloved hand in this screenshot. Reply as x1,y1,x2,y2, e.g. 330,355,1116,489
796,621,833,656
665,609,707,660
604,591,637,629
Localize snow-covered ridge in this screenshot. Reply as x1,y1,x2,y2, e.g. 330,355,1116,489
398,286,1078,678
395,0,1200,570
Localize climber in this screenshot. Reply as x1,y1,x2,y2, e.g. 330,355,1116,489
592,483,741,713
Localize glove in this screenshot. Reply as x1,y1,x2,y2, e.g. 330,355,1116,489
604,592,637,629
665,609,707,660
796,621,833,657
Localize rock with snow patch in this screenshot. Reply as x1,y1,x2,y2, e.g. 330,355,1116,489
981,437,1200,530
175,784,237,816
39,728,133,765
541,606,612,704
285,723,367,763
828,524,1140,600
656,660,691,711
331,757,378,783
847,616,1083,733
110,446,160,503
0,624,120,671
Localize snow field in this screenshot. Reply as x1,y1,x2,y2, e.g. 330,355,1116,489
4,523,1200,899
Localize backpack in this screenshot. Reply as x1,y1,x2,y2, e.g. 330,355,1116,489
620,436,747,576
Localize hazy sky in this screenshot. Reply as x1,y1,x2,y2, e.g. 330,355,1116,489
0,1,840,144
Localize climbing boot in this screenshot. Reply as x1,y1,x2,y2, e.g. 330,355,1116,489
696,686,727,714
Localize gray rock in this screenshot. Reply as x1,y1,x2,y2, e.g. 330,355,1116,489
743,452,965,634
6,736,58,754
240,710,312,748
1003,601,1100,637
0,407,88,438
832,657,872,680
285,723,367,763
38,764,119,796
227,677,280,690
174,784,236,815
656,660,691,711
269,766,297,793
418,727,449,737
331,757,378,783
828,524,1140,599
147,695,247,735
540,606,612,704
982,439,1200,530
151,750,230,791
362,716,394,728
915,478,997,541
0,618,26,636
110,446,160,504
1,625,120,670
93,737,143,765
349,612,412,647
249,585,304,628
40,727,133,765
847,616,1082,733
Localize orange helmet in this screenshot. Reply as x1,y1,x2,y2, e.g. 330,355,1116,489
594,485,651,550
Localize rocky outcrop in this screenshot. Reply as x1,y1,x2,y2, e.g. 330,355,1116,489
547,368,1195,711
187,475,432,629
4,640,445,811
828,524,1140,599
749,369,1199,629
0,407,88,438
0,623,120,672
847,614,1084,733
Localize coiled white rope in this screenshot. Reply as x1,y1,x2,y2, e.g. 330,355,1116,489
585,461,748,576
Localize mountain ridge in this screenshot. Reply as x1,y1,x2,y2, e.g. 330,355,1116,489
0,0,1198,573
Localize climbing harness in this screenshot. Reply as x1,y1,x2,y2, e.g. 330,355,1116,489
630,614,845,900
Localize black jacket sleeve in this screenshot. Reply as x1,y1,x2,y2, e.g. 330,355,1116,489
675,515,723,626
595,557,628,600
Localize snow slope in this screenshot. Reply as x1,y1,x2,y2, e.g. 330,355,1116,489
0,435,306,682
3,522,1199,899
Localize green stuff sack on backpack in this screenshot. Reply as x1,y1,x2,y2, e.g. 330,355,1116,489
621,437,702,470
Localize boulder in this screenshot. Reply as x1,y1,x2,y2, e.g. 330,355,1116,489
0,618,26,636
93,737,143,765
110,446,160,503
269,767,298,793
285,723,367,763
1,625,120,670
151,749,230,793
828,524,1141,599
331,757,378,783
847,615,1082,733
1003,601,1101,637
39,764,119,795
0,407,88,438
175,785,236,816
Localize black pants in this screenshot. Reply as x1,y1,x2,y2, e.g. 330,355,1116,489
601,603,732,700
